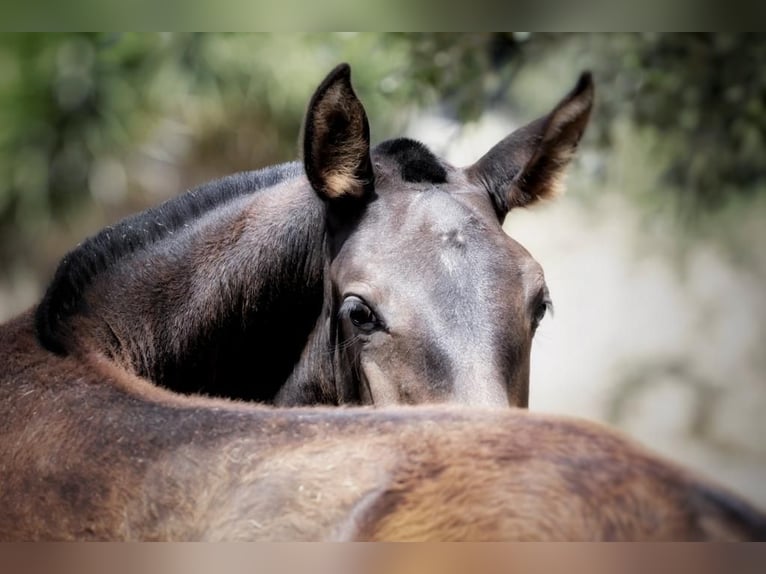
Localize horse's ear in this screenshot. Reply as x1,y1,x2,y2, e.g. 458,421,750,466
467,72,594,219
302,63,373,201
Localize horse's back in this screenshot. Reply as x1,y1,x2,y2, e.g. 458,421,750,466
1,313,764,541
336,410,766,541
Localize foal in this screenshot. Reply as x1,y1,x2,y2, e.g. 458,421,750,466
33,64,593,407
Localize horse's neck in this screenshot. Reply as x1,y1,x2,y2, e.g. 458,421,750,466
274,280,339,405
75,179,327,402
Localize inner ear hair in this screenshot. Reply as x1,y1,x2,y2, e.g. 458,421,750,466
511,72,594,206
302,64,373,201
467,72,594,217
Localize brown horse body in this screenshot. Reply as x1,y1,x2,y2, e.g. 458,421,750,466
2,311,764,541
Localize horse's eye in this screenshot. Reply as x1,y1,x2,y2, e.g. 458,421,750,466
343,296,380,333
532,299,551,329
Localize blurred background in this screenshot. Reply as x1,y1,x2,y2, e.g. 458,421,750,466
1,33,764,505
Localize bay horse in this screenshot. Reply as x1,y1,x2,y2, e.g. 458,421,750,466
1,311,765,540
33,64,593,407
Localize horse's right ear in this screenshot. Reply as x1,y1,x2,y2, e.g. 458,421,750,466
302,63,373,202
466,72,594,220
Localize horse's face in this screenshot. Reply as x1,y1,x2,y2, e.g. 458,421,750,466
304,64,593,407
328,148,548,406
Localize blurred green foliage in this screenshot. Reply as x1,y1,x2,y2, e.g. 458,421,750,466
583,33,766,212
1,34,159,233
397,33,766,212
0,33,411,264
1,33,764,271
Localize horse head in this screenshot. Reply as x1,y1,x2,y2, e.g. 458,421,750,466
278,64,593,407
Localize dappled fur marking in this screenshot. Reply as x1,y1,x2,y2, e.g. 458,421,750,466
35,162,302,355
375,139,448,184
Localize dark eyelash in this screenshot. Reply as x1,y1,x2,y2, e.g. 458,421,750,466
543,298,554,318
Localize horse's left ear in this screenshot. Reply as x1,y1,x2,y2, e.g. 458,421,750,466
467,72,594,219
302,63,373,201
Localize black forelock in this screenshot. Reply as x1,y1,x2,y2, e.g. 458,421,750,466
35,161,302,355
374,138,448,184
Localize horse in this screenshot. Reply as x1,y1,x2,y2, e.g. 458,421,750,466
1,311,765,540
32,63,594,407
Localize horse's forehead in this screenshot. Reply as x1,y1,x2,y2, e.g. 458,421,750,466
369,186,486,237
366,188,500,255
408,190,479,234
341,188,535,291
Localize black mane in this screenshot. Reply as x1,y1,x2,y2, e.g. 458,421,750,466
374,138,448,184
35,162,302,354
